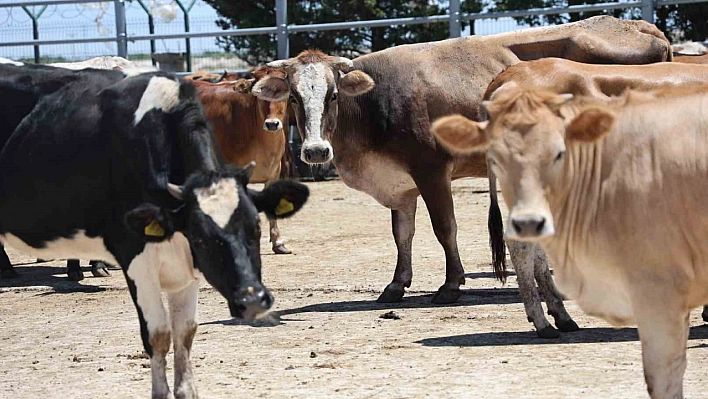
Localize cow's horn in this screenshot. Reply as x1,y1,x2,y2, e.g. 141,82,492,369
332,57,354,70
167,183,184,200
243,161,257,178
215,70,227,83
267,59,292,69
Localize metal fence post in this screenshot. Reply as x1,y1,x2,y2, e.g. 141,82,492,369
449,0,461,38
21,5,46,63
135,0,157,66
276,0,289,60
175,0,196,72
641,0,655,23
114,0,128,58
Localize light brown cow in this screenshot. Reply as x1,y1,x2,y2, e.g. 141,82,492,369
484,58,708,327
194,67,293,254
674,54,708,64
432,84,708,399
253,16,671,337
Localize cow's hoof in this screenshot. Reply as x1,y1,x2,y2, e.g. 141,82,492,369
67,270,85,282
431,286,461,304
376,287,405,303
537,325,560,339
0,269,19,279
272,244,292,255
556,318,580,332
90,262,111,277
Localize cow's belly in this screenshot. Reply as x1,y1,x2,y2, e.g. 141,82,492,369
336,153,418,209
0,231,118,265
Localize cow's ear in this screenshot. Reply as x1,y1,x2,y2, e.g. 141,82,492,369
252,76,289,101
124,203,181,242
248,181,309,219
431,114,489,154
339,70,374,96
566,106,615,143
234,78,255,94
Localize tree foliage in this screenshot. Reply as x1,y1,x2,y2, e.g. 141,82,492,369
203,0,485,65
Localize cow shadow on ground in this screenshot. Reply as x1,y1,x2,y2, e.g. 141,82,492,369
416,324,708,347
202,288,524,328
0,264,107,293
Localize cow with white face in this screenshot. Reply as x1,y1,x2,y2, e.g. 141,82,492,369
253,51,374,164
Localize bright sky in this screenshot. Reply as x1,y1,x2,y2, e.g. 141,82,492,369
0,1,523,61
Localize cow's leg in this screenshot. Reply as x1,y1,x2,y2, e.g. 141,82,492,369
90,260,111,277
634,294,689,399
67,259,84,281
126,265,173,399
168,280,199,399
0,244,18,279
264,180,291,254
413,174,464,304
532,245,579,332
702,306,708,323
377,198,417,303
508,241,558,338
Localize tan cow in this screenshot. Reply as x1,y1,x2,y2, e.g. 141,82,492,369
432,84,708,399
194,67,293,254
674,54,708,64
484,58,708,325
254,16,671,337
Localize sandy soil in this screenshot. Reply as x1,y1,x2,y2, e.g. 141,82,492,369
1,178,707,399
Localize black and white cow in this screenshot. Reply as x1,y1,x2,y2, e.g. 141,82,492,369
0,67,309,398
0,59,129,280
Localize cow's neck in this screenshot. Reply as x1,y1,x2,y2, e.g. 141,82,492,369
544,140,605,279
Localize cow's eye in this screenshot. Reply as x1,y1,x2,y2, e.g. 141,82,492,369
330,92,338,102
554,151,565,163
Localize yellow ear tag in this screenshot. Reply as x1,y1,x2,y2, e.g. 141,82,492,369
144,219,165,237
275,198,295,216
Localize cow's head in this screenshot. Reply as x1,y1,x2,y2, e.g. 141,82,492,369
124,165,309,320
431,84,615,241
253,50,375,164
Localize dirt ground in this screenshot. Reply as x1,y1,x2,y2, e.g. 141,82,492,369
1,178,707,399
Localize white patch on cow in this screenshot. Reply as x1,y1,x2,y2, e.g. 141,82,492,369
194,178,240,228
0,57,23,66
0,231,118,265
296,63,329,141
133,76,181,126
338,153,417,209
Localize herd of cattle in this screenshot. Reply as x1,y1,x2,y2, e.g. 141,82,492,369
1,14,707,399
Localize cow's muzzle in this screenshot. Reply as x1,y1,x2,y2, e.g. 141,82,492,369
229,285,274,320
301,141,333,164
263,119,282,132
506,213,555,241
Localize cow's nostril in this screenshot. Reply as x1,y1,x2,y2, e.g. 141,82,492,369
536,218,545,233
512,220,522,233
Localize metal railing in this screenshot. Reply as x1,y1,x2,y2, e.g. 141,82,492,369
1,0,707,68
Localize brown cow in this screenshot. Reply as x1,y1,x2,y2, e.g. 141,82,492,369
432,84,708,399
483,58,708,328
252,16,671,337
194,67,294,254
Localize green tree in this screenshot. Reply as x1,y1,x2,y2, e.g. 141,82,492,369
493,0,706,42
203,0,485,65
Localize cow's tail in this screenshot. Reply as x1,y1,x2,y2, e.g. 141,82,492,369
488,167,507,283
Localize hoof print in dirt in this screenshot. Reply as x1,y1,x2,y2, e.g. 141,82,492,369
537,325,561,339
431,287,461,304
556,319,580,332
376,288,405,303
379,311,402,320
